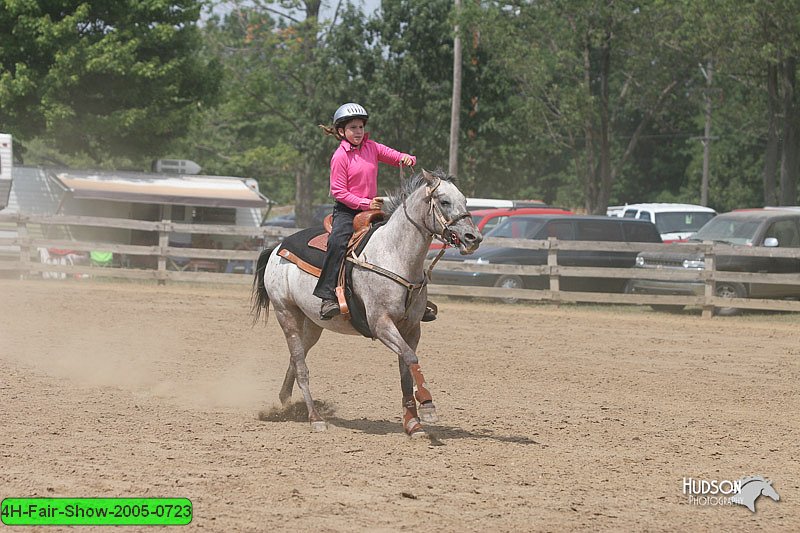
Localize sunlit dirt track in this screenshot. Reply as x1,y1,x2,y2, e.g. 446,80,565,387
1,279,798,531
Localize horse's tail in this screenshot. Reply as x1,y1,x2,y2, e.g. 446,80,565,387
251,247,274,325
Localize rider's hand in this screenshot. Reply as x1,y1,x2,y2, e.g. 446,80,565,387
369,197,384,210
400,155,414,167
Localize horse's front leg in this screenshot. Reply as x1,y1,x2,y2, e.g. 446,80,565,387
398,357,425,437
398,325,425,437
375,318,438,434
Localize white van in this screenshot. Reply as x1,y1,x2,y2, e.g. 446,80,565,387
466,198,547,211
608,203,716,242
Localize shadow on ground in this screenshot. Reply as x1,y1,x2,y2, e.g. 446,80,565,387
329,416,542,446
257,401,540,446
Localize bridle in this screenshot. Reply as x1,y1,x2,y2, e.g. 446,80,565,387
345,169,472,320
401,176,471,248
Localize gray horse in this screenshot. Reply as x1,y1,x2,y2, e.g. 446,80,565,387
251,169,482,436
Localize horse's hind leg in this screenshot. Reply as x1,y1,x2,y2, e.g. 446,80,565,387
278,366,295,407
274,307,326,431
278,317,322,407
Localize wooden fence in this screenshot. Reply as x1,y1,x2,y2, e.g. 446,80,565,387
428,237,800,317
2,212,800,317
0,212,295,284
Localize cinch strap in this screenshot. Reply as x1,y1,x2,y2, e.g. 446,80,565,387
346,252,426,319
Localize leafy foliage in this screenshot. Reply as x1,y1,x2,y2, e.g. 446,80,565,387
3,0,800,212
0,0,221,163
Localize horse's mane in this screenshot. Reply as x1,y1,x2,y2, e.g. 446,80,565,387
382,168,456,218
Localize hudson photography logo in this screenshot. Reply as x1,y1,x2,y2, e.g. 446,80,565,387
682,476,780,512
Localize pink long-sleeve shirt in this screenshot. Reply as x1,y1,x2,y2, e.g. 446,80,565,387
329,133,416,211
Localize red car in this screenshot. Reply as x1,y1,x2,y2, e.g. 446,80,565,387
430,206,573,251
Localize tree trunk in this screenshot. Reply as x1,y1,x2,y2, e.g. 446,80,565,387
449,0,462,178
295,164,315,228
701,60,713,207
294,0,321,228
596,30,613,214
764,61,779,206
584,27,615,215
304,0,320,20
779,56,799,205
582,35,596,214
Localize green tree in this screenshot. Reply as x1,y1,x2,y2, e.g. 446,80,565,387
367,0,539,200
668,0,800,210
0,0,220,163
194,1,368,224
728,1,800,206
364,0,454,179
469,1,705,213
194,0,550,213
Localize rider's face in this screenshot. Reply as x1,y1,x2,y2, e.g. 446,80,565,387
339,119,365,147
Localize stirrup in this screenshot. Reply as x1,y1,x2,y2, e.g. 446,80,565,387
320,300,340,320
421,301,438,322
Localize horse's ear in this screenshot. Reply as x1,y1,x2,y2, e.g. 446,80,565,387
421,169,436,184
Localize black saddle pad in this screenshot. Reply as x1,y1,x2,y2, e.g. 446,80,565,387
278,226,327,267
277,224,384,338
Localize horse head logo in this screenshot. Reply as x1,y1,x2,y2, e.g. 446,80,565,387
731,476,780,513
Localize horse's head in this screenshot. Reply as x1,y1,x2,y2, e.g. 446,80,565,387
421,169,482,254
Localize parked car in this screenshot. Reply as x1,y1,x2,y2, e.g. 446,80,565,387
262,204,334,228
607,203,717,243
432,214,662,300
430,206,573,252
628,209,800,315
470,207,572,234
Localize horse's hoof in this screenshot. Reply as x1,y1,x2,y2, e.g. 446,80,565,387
418,402,438,423
404,416,426,438
310,420,328,432
408,427,427,439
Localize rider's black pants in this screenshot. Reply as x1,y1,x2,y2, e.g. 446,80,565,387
313,202,358,301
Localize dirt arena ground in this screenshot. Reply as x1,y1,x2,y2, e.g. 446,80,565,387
1,279,798,531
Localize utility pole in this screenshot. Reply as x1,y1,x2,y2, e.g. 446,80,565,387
700,59,714,207
448,0,462,178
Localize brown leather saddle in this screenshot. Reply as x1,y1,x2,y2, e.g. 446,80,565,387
278,209,386,319
306,209,386,253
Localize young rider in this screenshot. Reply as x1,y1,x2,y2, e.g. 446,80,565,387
314,102,416,320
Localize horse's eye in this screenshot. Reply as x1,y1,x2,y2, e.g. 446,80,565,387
440,200,451,208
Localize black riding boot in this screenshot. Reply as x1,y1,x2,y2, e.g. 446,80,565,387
313,202,357,320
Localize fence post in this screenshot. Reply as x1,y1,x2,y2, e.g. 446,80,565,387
702,241,715,318
547,237,560,304
16,214,32,279
157,205,171,285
